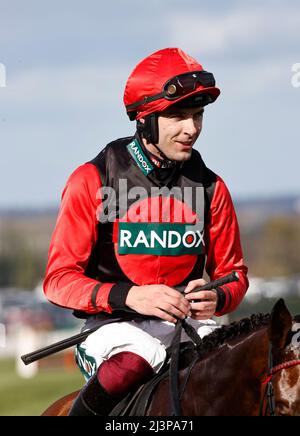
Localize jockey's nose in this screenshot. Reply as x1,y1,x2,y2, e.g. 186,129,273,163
182,116,198,137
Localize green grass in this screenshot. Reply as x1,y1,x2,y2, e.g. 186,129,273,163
0,358,83,416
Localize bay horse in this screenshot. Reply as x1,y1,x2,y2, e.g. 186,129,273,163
42,299,300,416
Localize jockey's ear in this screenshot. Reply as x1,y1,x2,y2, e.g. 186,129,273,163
268,299,292,350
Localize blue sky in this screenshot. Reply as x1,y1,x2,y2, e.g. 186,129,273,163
0,0,299,208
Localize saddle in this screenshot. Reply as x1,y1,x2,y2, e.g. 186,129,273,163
109,341,198,416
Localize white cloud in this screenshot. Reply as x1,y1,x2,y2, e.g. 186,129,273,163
219,59,290,98
167,4,300,56
165,3,300,100
1,64,131,108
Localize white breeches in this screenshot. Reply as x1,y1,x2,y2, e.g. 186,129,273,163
76,318,219,380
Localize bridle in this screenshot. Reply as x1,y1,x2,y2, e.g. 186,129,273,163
260,343,300,416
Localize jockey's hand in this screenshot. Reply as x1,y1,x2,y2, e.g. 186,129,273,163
126,285,192,324
184,279,218,320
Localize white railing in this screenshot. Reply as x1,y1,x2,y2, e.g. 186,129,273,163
0,326,79,378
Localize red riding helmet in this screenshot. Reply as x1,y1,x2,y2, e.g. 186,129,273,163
124,47,220,121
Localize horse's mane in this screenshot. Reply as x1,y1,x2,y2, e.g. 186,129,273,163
196,312,271,358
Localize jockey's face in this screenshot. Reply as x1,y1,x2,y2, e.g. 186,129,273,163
143,106,204,162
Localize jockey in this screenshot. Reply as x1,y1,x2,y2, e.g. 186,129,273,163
43,47,249,416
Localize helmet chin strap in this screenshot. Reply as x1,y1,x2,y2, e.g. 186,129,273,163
137,115,177,168
151,144,177,168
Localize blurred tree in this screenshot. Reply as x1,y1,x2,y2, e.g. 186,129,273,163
242,215,300,277
0,224,47,289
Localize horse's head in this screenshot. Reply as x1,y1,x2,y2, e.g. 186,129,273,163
264,299,300,416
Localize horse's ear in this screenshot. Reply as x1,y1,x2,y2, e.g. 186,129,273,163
268,299,292,349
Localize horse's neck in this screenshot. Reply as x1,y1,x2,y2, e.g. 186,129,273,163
224,327,268,360
185,327,269,415
200,327,269,375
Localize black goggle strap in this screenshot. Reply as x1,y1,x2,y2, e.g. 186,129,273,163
126,91,165,111
126,71,215,112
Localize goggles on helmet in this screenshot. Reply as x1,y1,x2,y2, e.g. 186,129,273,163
126,70,215,112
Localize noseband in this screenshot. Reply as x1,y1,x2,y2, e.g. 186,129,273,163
260,344,300,416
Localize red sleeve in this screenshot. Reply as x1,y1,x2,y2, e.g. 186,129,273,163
43,163,114,314
205,176,249,316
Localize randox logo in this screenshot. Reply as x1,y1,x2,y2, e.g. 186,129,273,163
127,139,154,176
75,346,97,380
118,222,205,256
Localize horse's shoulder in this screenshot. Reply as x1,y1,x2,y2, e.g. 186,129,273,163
42,390,80,416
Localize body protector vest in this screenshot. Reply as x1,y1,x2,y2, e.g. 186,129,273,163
84,135,217,289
